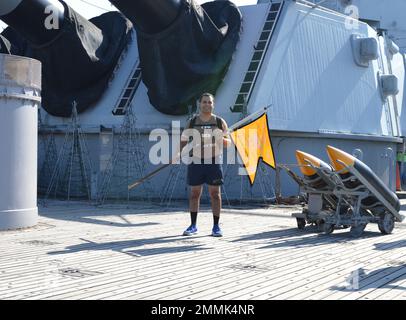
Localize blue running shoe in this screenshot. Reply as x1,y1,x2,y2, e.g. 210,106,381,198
183,225,198,236
211,224,223,237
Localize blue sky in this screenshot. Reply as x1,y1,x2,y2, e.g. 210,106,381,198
1,0,257,31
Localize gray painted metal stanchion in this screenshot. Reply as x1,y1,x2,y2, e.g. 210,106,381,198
0,54,41,230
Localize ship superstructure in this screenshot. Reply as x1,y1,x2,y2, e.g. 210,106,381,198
0,0,405,203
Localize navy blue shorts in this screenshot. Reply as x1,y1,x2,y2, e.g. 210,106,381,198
187,162,224,186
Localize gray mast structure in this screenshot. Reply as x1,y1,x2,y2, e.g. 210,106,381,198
98,103,152,206
43,103,93,204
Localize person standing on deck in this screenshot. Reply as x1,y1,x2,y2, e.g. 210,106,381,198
179,93,232,237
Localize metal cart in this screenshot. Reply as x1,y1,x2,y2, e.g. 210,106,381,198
279,162,405,237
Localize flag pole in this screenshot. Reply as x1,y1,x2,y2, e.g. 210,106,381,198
128,105,271,190
128,163,172,190
227,105,270,133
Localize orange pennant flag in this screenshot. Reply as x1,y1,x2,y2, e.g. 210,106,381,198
230,113,275,185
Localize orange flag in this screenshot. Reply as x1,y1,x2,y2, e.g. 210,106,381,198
230,113,275,185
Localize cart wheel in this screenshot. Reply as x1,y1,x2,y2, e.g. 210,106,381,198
318,220,334,234
378,212,395,235
296,218,306,230
316,220,324,232
323,223,334,234
350,224,366,237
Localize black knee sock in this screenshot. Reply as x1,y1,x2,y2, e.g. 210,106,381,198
190,212,197,225
213,215,220,225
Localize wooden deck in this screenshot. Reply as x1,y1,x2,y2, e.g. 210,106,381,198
1,200,406,300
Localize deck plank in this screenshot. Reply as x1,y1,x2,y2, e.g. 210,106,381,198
1,200,406,300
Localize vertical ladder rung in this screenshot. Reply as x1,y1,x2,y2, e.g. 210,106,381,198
248,61,260,71
112,62,142,116
270,3,281,11
263,21,274,31
259,31,271,41
231,1,284,112
244,72,256,82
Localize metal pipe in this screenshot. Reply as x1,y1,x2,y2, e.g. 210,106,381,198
0,0,65,46
108,0,182,33
0,53,41,230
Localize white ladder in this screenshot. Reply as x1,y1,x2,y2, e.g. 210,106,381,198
112,61,142,116
231,1,285,112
